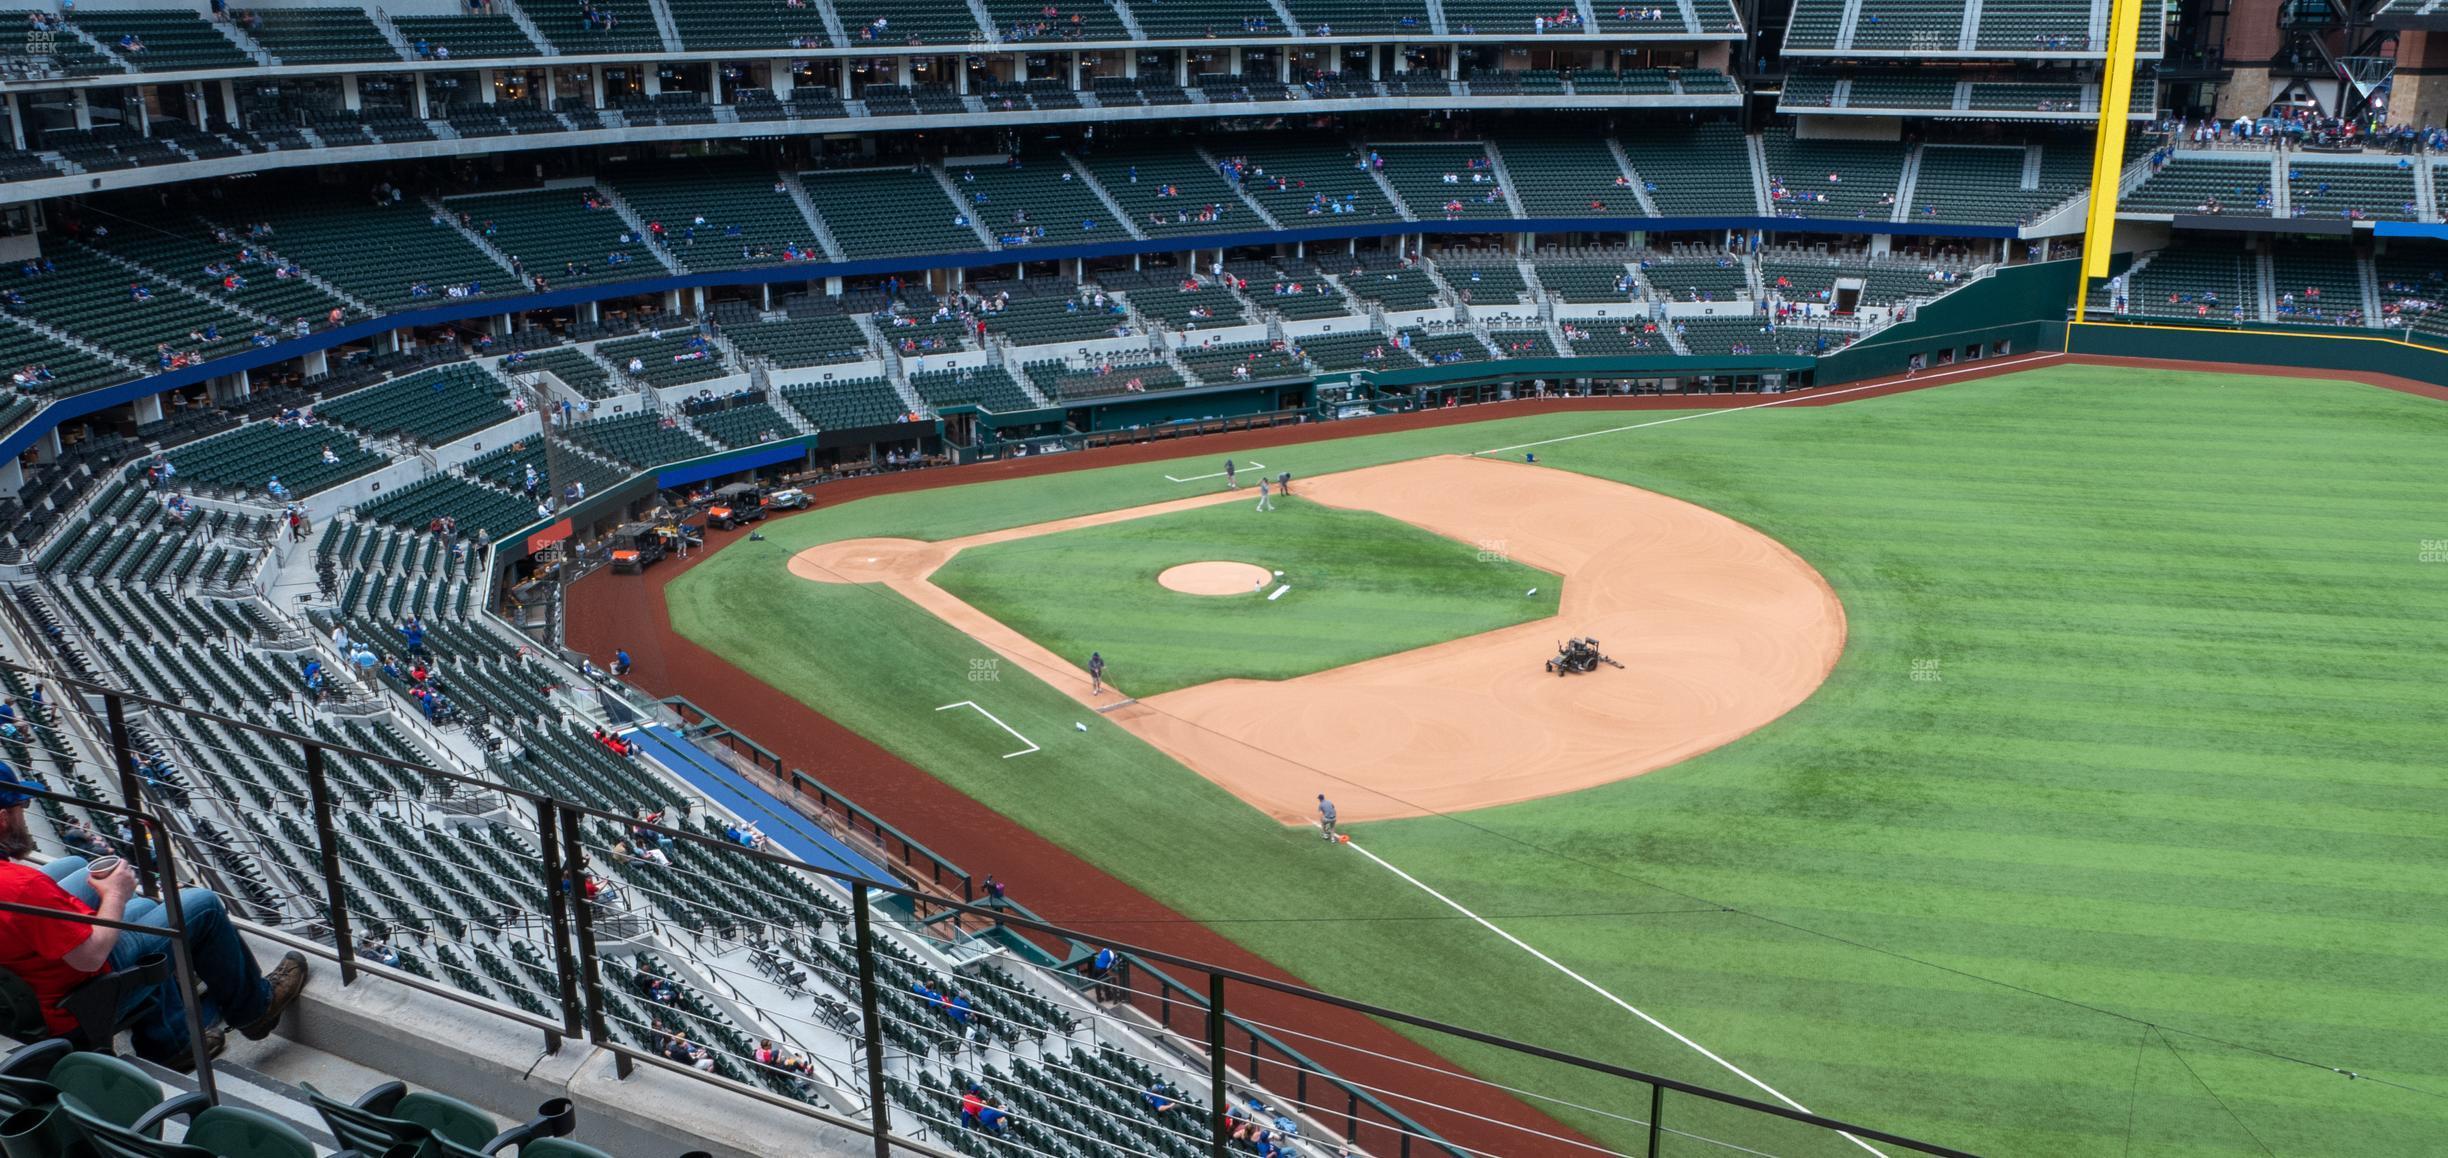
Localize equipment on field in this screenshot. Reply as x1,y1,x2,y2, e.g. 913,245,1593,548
607,522,666,574
766,487,811,511
1545,636,1622,676
706,482,767,529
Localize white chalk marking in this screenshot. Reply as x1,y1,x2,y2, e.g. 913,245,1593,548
1164,461,1265,483
1267,585,1290,601
934,700,1040,758
1347,839,1890,1158
1473,352,2066,458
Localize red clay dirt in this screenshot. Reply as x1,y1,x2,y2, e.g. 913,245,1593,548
558,351,2072,1154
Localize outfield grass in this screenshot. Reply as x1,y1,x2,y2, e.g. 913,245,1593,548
929,497,1560,696
670,367,2448,1157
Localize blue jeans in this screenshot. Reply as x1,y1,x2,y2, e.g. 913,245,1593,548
44,858,271,1050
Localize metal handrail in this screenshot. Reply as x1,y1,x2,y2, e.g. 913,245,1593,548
4,653,1976,1158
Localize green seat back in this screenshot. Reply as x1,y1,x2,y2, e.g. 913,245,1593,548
181,1107,317,1158
305,1082,497,1154
50,1054,168,1133
392,1093,497,1148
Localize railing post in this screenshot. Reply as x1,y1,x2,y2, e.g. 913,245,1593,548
557,806,615,1073
102,691,156,895
302,743,356,987
147,816,217,1105
1206,973,1228,1158
1648,1082,1665,1158
850,883,892,1158
537,796,577,1050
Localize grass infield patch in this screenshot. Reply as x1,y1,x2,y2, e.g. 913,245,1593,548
929,497,1560,696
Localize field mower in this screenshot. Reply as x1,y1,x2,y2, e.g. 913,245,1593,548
1545,637,1623,676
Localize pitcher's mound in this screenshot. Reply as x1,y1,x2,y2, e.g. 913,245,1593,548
1159,561,1273,596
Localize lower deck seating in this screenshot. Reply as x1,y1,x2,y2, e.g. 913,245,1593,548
317,363,512,446
909,366,1036,412
564,411,720,469
165,421,385,498
727,316,872,367
782,378,913,428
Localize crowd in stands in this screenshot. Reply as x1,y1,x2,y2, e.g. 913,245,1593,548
2162,112,2447,154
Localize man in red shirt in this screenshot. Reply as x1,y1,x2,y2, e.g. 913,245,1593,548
0,767,308,1070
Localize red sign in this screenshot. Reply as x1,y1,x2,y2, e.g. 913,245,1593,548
526,518,573,554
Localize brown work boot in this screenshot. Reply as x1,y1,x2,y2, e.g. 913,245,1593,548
237,951,309,1041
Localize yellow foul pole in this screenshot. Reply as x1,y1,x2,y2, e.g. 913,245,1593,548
2075,0,2148,324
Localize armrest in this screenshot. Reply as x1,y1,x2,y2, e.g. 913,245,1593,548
59,955,167,1047
477,1099,573,1155
127,1090,211,1136
0,1040,70,1079
353,1080,410,1116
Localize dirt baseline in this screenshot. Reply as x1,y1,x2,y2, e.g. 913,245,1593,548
792,455,1846,823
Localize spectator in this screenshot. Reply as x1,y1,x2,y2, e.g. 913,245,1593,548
356,935,401,967
1144,1082,1179,1114
57,820,112,861
0,767,308,1069
1083,945,1120,1001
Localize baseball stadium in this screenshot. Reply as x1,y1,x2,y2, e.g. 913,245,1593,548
0,0,2441,1155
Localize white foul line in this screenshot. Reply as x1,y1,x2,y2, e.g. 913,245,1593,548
1345,838,1891,1158
935,700,1040,758
1473,351,2066,458
1164,460,1265,483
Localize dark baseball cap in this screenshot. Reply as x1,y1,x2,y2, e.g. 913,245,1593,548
0,765,47,809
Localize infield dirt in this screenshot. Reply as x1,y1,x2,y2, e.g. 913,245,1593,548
791,454,1847,823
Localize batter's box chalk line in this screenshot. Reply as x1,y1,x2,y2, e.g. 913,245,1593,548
935,700,1040,758
1164,461,1264,483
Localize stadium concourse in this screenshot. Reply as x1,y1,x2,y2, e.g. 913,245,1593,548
0,0,2441,1150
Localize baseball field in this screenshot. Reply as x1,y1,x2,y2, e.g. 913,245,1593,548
639,362,2448,1157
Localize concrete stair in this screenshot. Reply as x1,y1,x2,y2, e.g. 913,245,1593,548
73,240,284,329
1603,137,1662,216
1066,154,1149,239
423,196,528,281
363,7,416,59
1193,146,1284,229
494,0,556,55
1479,140,1529,217
927,164,1002,250
588,183,687,274
776,173,847,262
644,0,685,52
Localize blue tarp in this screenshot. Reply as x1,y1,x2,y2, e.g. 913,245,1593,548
624,724,887,883
2374,220,2448,241
654,440,812,490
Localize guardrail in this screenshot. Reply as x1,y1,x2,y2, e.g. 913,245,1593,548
2,655,1977,1158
